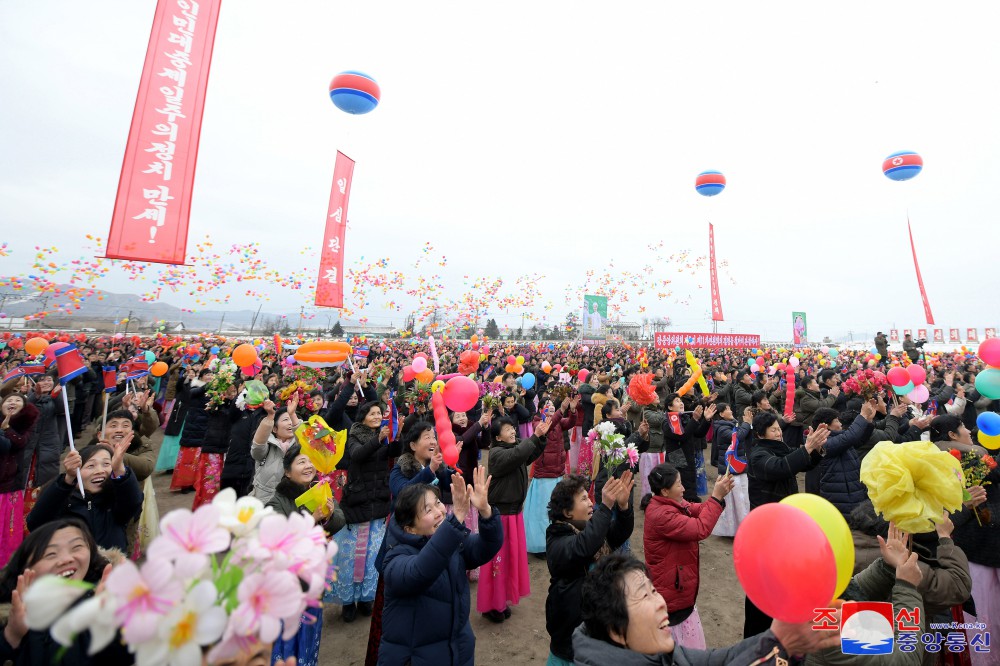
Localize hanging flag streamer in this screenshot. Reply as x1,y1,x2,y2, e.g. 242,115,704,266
104,0,222,264
315,151,355,308
908,218,935,325
709,223,724,321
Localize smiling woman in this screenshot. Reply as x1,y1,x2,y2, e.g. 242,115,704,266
378,470,503,666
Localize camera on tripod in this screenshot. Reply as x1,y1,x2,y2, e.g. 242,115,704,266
914,338,927,348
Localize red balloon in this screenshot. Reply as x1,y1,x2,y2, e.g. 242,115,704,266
734,504,837,622
906,364,926,386
443,376,479,412
402,366,416,383
432,391,460,467
507,355,516,365
887,367,910,387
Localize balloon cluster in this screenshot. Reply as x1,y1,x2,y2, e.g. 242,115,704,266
505,354,525,375
886,364,929,403
403,352,435,383
627,373,658,406
233,343,263,377
734,494,853,623
975,339,1000,450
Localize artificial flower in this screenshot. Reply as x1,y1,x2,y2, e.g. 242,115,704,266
134,581,227,666
23,575,92,630
50,593,119,655
228,571,303,643
105,559,183,643
212,487,273,537
148,505,231,578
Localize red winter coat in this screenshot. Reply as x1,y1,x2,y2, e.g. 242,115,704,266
643,495,724,617
531,408,575,478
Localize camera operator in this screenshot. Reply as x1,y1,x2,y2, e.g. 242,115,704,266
902,333,925,363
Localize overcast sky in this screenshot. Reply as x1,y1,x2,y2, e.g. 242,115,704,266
2,1,999,341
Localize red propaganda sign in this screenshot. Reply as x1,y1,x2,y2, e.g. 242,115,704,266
105,0,222,264
967,328,979,342
708,223,724,321
986,328,998,340
654,332,760,350
933,328,944,343
889,329,899,342
950,328,961,343
315,151,355,308
903,329,912,338
917,328,928,340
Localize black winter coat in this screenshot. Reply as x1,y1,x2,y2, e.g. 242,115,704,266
26,467,143,551
20,392,65,488
747,438,821,509
545,504,634,661
817,416,875,516
487,435,547,515
178,384,210,448
340,423,391,525
199,400,240,454
221,408,267,483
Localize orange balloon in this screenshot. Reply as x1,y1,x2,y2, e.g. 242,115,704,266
151,361,169,377
25,337,49,356
417,368,435,383
232,343,258,367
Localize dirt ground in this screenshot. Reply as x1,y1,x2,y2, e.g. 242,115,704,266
148,431,746,665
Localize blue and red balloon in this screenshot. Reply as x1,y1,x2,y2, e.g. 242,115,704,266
695,170,726,196
329,71,380,115
882,151,922,181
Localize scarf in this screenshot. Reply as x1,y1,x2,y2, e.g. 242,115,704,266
567,519,611,563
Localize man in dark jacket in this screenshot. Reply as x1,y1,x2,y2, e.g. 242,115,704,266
813,402,876,514
874,332,889,360
732,371,756,415
747,415,827,510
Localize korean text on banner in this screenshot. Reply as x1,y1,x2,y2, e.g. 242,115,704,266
949,329,961,343
654,332,761,350
315,151,355,308
105,0,222,264
709,223,724,321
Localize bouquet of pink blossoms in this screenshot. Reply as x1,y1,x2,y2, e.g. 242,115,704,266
23,488,337,665
841,369,888,400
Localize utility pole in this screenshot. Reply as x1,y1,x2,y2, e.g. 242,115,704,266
248,303,263,336
217,312,226,334
122,309,133,335
34,295,50,330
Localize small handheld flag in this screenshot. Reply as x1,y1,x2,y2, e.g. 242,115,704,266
725,431,748,474
1,366,25,388
53,345,86,497
103,366,118,393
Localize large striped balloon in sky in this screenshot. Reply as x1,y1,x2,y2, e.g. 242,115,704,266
695,170,726,197
882,151,922,181
329,71,381,115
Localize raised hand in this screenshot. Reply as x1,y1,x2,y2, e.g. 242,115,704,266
895,552,924,587
63,450,82,486
601,477,621,509
4,569,35,648
711,474,735,500
110,432,134,477
804,426,830,453
616,470,635,509
534,414,552,437
935,511,955,539
429,448,444,473
469,465,492,519
877,522,910,569
263,400,276,417
704,404,718,420
964,485,988,509
451,472,470,525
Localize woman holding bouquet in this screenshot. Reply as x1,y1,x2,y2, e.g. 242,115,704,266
479,414,552,623
524,397,578,556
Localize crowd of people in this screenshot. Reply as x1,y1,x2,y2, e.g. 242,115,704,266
0,330,997,665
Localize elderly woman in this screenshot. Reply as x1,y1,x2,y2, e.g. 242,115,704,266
571,554,841,666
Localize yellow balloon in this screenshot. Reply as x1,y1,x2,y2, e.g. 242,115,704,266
780,494,854,599
979,432,1000,451
431,380,445,393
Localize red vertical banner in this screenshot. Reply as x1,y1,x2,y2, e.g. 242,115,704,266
950,328,961,343
986,328,997,340
917,328,928,340
889,329,899,342
315,151,355,308
907,219,935,325
967,328,979,342
709,223,724,321
104,0,222,264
